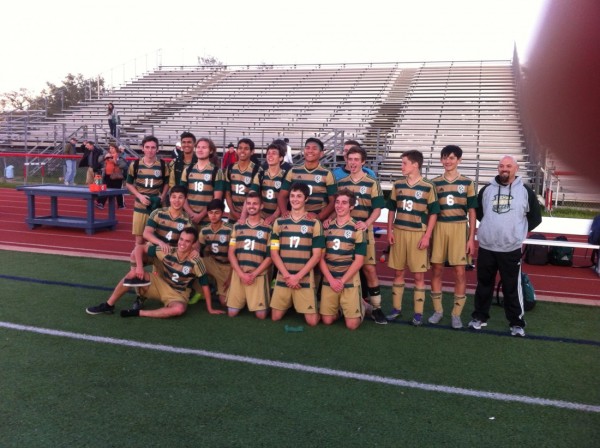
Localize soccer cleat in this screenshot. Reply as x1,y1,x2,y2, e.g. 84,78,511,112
412,313,423,326
371,308,388,325
428,312,443,324
386,308,402,321
121,309,140,318
188,292,203,305
95,203,104,210
510,326,526,337
132,296,146,311
451,315,463,329
86,302,114,315
123,277,151,287
467,319,488,330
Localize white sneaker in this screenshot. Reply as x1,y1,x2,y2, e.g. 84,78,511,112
510,326,526,337
451,315,463,329
468,319,488,330
428,312,443,324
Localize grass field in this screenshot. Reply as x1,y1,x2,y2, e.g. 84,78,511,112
1,250,598,447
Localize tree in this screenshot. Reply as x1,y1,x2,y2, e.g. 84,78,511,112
0,73,106,115
197,55,224,67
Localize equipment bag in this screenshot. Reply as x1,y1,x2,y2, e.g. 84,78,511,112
495,272,536,311
548,236,574,266
524,233,548,265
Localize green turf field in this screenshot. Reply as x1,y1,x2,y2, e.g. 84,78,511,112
1,250,598,447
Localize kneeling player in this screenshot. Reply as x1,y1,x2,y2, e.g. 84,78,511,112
226,192,272,319
85,227,224,318
319,189,366,330
270,183,324,326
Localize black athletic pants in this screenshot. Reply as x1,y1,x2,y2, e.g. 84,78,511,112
472,247,525,328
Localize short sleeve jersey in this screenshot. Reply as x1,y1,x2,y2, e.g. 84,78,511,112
250,167,286,219
180,163,225,215
323,218,366,285
146,207,192,246
281,164,337,214
229,219,272,273
431,174,477,223
270,215,325,287
198,221,234,264
225,161,259,214
148,245,209,293
337,174,385,222
387,177,440,231
127,159,169,214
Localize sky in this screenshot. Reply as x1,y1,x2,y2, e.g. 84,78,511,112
1,0,548,94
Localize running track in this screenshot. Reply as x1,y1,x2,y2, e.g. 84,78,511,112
1,187,598,305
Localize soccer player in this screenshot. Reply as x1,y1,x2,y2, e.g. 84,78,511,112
181,137,224,226
227,192,272,319
277,137,337,222
198,199,234,306
85,227,224,318
332,139,376,181
428,145,477,329
337,146,387,325
270,183,324,326
126,136,170,245
386,150,440,326
169,131,197,188
319,189,366,330
250,142,289,226
225,138,261,222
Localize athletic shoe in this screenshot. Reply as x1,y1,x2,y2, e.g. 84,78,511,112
412,313,423,326
86,302,114,315
188,292,203,305
121,309,140,318
123,277,151,287
510,326,526,337
451,315,463,329
386,308,402,321
132,296,146,311
428,312,443,324
467,319,488,330
95,203,104,210
118,205,126,210
371,308,388,325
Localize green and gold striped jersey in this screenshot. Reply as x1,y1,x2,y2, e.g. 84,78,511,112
250,167,286,219
127,159,169,214
148,245,209,293
387,177,440,231
323,218,366,285
281,164,337,214
431,174,477,223
270,215,325,287
146,207,192,246
180,163,225,217
225,161,259,214
229,219,272,273
337,173,385,222
199,221,234,265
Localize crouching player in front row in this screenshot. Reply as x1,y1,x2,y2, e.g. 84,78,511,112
85,227,224,318
227,192,272,319
319,189,366,330
270,183,324,326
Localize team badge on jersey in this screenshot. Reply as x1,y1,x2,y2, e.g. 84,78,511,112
344,230,353,239
360,186,367,195
274,181,281,189
204,173,211,182
257,230,265,239
458,185,465,194
219,235,226,244
182,266,191,275
315,175,322,183
301,225,308,234
244,176,251,184
154,170,161,177
177,223,184,231
415,191,423,200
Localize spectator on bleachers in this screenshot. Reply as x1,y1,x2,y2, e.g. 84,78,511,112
283,138,293,165
107,103,119,137
222,143,237,170
96,142,126,209
172,141,182,159
332,140,375,181
169,132,197,188
468,155,542,337
63,137,78,186
79,141,103,185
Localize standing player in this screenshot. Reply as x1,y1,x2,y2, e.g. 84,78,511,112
319,189,366,330
198,199,234,306
277,137,337,222
332,139,376,181
126,136,170,245
169,132,197,188
250,142,288,226
225,138,261,222
386,150,439,326
337,146,387,325
428,145,477,329
181,137,224,227
227,192,272,319
270,183,324,326
86,227,224,318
